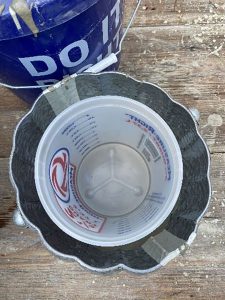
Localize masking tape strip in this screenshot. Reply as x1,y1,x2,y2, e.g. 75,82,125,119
142,230,186,264
44,77,80,115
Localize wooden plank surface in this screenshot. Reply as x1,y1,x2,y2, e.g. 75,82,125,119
1,1,225,299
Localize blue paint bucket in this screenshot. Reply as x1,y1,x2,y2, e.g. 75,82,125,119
0,0,124,104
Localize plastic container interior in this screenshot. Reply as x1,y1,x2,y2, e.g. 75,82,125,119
35,95,183,247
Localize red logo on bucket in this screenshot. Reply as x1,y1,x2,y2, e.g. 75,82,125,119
50,148,70,203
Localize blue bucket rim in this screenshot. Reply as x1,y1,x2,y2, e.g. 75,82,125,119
0,0,108,41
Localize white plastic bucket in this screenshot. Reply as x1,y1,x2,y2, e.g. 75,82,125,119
35,96,183,247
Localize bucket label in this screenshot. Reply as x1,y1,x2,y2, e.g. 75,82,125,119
49,148,105,232
126,113,172,181
15,0,123,91
50,148,70,203
61,115,100,157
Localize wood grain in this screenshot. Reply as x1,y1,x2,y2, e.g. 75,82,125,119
1,1,225,299
125,0,225,27
0,87,27,110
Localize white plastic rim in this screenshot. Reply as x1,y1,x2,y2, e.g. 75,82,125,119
35,96,183,247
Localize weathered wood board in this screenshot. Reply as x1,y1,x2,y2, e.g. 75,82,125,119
1,1,225,299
